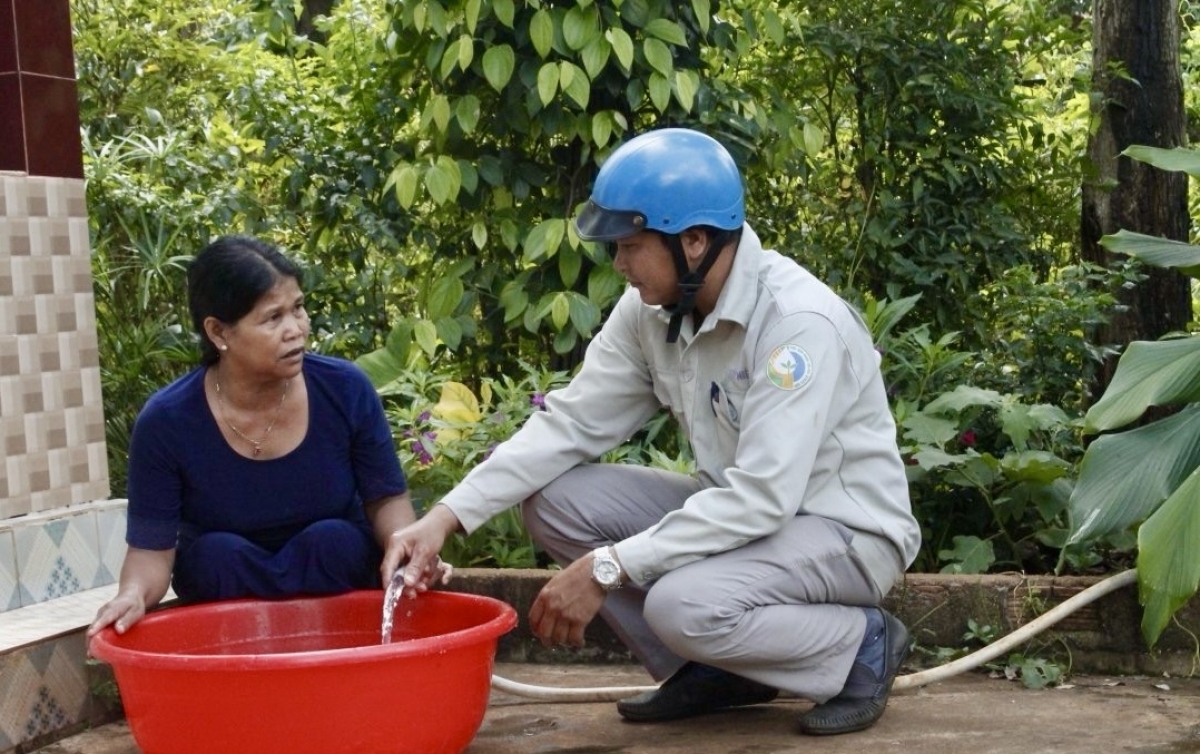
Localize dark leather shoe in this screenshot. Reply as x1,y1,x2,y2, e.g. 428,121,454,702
617,662,779,722
798,608,911,736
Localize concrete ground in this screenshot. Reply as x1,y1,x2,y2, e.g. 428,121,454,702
38,663,1200,754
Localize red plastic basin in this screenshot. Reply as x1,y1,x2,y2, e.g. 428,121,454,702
89,590,517,754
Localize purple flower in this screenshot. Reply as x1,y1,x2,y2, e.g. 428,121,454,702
417,410,432,423
531,393,546,410
410,439,434,465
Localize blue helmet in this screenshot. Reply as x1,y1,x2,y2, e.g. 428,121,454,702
574,128,745,241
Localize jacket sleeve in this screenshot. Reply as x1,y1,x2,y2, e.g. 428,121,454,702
441,289,664,533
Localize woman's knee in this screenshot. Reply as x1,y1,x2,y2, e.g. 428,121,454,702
173,532,263,601
279,520,377,590
291,519,369,550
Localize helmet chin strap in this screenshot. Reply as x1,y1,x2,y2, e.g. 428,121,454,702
663,234,725,344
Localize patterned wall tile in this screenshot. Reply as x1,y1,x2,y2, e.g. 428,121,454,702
0,174,110,523
94,503,126,587
13,510,98,605
0,651,37,750
0,527,16,611
0,636,90,751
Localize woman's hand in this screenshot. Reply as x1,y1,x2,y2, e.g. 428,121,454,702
87,588,147,638
380,503,462,594
86,547,174,640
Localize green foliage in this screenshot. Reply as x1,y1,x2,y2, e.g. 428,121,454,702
1004,653,1066,689
365,362,567,567
72,0,1164,583
863,263,1138,574
1065,146,1200,646
899,385,1083,574
964,262,1141,414
345,0,750,374
741,0,1090,344
360,355,689,567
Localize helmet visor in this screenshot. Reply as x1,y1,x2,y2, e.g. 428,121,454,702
573,200,647,242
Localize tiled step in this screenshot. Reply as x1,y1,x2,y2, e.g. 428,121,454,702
1,585,116,653
0,500,136,754
0,583,180,754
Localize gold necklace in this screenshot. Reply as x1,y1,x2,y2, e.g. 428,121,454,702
214,375,290,457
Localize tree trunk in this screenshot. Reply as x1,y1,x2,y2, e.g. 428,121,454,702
1081,0,1191,400
297,0,335,43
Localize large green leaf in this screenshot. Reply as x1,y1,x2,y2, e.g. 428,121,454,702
426,275,464,320
562,6,599,51
922,384,1003,414
998,450,1070,485
560,61,590,109
900,412,959,446
674,69,699,112
1100,230,1200,278
481,44,515,91
1084,337,1200,432
536,62,559,106
644,18,687,46
607,28,634,72
938,535,995,574
642,38,673,76
1136,467,1200,645
1122,145,1200,177
1067,404,1200,545
529,9,553,58
355,321,414,390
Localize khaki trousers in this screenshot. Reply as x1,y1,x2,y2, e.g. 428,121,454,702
522,463,904,702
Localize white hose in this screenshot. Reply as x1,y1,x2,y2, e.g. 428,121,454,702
489,569,1140,703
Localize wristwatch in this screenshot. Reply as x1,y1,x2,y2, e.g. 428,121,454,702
591,546,624,591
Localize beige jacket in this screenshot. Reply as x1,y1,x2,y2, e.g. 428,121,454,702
441,224,920,586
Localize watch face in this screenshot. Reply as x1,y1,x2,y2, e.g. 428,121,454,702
594,559,620,587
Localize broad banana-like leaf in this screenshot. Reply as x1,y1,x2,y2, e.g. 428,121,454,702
1122,145,1200,176
1067,405,1200,545
1136,467,1200,645
1083,337,1200,432
1099,230,1200,278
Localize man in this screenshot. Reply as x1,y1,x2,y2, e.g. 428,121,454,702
387,128,921,736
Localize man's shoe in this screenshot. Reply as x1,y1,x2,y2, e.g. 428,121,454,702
798,608,911,736
617,662,779,722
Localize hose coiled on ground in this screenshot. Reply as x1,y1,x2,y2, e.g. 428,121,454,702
488,569,1139,702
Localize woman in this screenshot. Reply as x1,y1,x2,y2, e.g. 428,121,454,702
89,235,442,637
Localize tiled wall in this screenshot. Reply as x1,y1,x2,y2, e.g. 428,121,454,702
0,634,106,752
0,0,84,178
0,173,110,521
0,2,128,751
0,499,126,612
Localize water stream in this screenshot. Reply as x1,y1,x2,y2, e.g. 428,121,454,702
380,572,415,644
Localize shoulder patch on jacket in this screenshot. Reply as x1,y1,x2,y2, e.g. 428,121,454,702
765,344,813,391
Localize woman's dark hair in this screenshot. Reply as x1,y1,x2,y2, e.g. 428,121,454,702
187,235,302,365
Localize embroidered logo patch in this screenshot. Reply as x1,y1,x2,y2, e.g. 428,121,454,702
766,344,813,391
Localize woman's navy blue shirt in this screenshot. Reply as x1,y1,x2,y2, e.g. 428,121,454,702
125,354,407,552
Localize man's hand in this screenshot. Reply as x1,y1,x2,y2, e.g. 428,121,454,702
381,503,461,594
528,552,607,648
